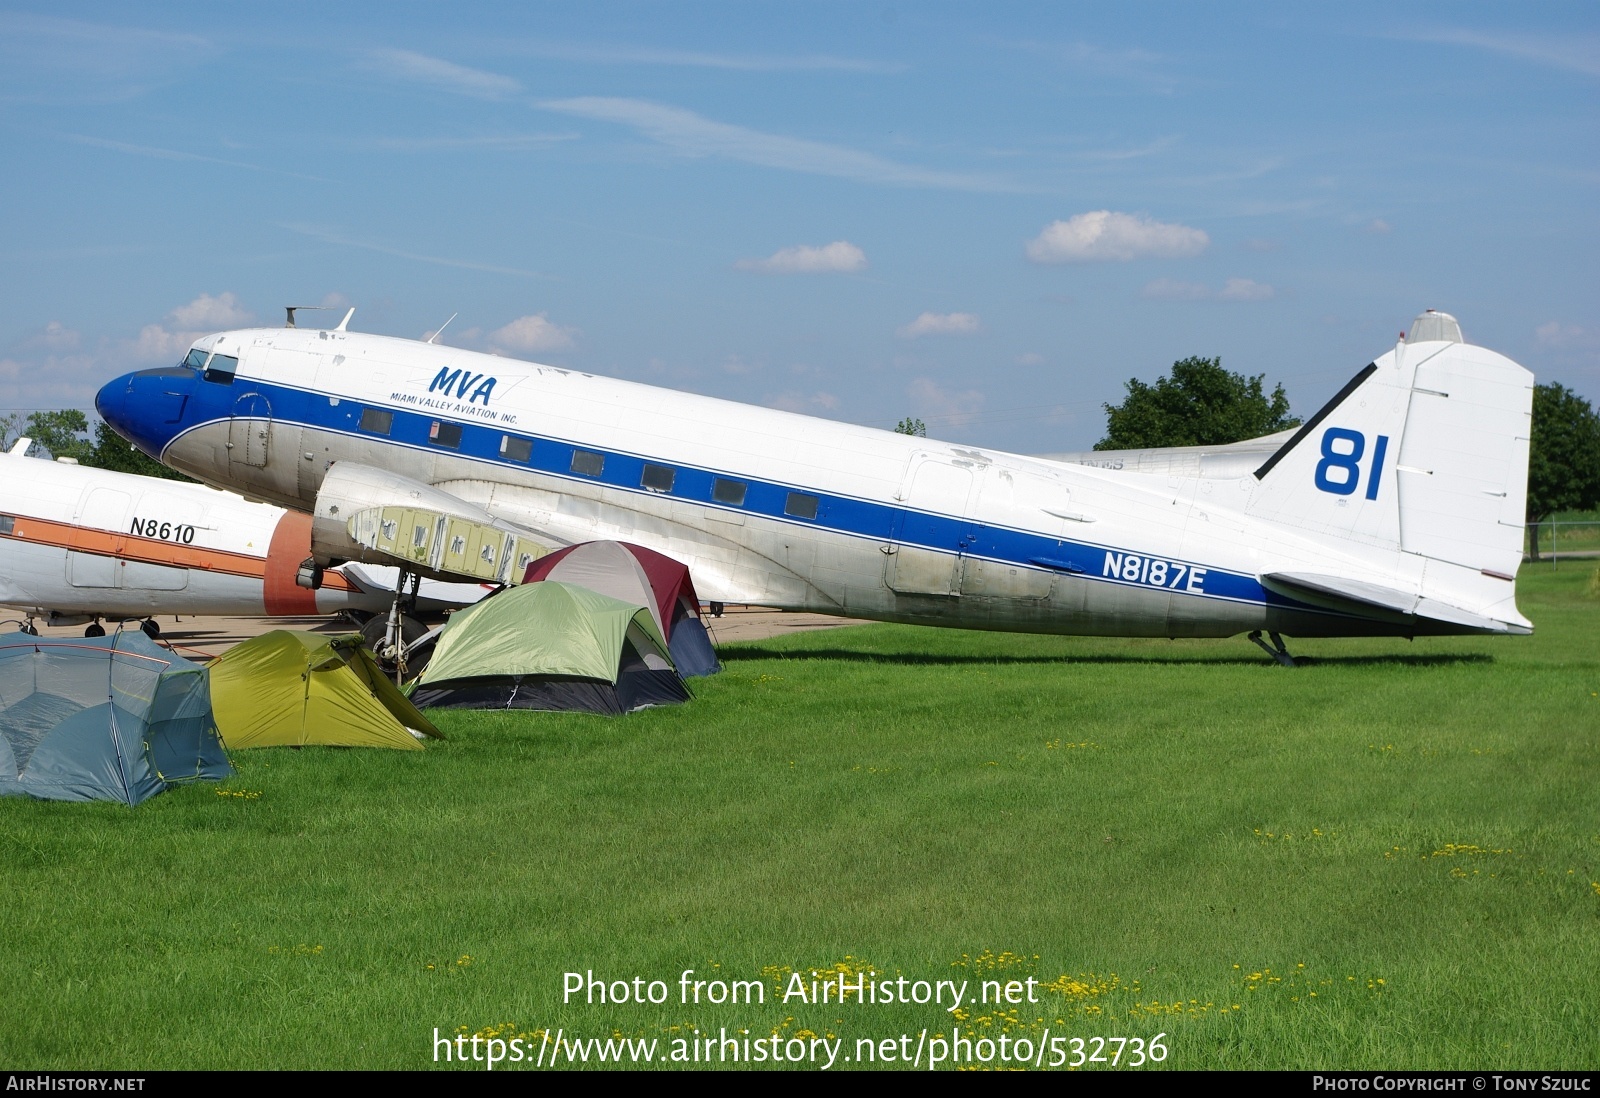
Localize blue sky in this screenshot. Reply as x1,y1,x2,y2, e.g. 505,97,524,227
2,2,1595,452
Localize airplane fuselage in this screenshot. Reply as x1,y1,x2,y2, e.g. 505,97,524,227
0,444,390,622
95,323,1531,640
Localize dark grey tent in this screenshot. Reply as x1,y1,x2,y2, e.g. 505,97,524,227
409,582,691,715
0,630,231,805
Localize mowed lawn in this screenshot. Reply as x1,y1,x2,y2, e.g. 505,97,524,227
2,567,1596,1071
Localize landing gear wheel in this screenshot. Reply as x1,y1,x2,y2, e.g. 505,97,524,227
85,623,106,638
140,619,161,639
361,614,430,677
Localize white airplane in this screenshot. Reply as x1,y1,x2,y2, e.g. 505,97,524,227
94,308,1532,664
0,438,486,637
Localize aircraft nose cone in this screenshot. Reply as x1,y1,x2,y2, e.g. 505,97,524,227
94,375,130,436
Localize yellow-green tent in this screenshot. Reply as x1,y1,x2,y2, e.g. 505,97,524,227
208,631,442,749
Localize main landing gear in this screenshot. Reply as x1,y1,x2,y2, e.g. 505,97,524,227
361,567,432,683
81,618,159,639
1247,630,1297,668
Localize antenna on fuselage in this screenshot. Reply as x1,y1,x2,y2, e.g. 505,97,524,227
284,305,335,328
335,307,356,332
425,313,458,345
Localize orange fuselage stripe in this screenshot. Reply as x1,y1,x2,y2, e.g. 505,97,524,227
0,513,355,595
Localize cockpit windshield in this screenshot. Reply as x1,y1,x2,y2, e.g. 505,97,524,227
202,354,239,385
183,347,209,369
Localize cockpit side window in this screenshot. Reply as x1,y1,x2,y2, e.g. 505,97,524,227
183,348,209,370
202,354,239,385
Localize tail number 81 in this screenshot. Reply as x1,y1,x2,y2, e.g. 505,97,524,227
1314,428,1389,500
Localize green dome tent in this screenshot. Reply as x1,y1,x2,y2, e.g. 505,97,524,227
208,631,442,749
0,630,230,805
410,582,691,714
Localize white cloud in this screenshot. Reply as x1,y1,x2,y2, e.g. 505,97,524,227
365,49,522,99
29,321,80,351
1027,211,1209,263
131,292,256,362
1535,322,1600,350
283,223,547,278
489,314,577,354
908,377,985,428
1399,29,1600,78
505,41,901,73
1141,278,1275,302
898,312,981,338
540,97,1020,192
1363,218,1393,234
1016,352,1045,366
170,291,252,330
735,241,867,274
766,390,840,414
1217,278,1275,301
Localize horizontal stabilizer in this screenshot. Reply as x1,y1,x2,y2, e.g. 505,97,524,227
1261,571,1521,634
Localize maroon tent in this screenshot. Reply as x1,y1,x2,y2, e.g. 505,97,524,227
523,541,721,676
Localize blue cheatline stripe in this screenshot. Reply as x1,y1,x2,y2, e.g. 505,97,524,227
130,369,1309,612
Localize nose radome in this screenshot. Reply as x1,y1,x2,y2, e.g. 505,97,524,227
94,375,128,434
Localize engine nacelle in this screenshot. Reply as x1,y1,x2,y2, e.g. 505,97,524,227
312,462,504,574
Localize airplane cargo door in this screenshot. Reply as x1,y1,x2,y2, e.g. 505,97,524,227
229,392,272,468
67,488,131,588
958,466,1063,601
884,454,976,596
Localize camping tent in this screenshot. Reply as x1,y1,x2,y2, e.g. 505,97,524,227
522,541,721,677
208,631,442,749
410,581,691,714
0,630,230,805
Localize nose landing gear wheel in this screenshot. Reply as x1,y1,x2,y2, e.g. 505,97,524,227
140,619,161,639
85,623,105,638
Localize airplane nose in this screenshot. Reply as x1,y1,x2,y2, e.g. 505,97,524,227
94,374,131,438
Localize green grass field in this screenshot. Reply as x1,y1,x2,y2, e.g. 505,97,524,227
3,565,1597,1071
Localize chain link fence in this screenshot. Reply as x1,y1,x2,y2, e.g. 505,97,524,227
1525,520,1600,566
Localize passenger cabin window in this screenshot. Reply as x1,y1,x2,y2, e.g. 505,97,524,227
202,354,239,385
500,436,533,463
712,478,747,506
784,492,819,520
0,515,13,536
571,449,605,477
640,464,675,493
429,421,462,449
359,408,393,436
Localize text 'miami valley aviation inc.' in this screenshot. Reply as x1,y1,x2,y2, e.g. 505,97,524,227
94,306,1533,663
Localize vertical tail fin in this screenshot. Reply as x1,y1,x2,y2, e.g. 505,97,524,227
1246,313,1533,627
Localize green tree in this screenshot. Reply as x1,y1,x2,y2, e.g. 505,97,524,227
1526,382,1600,560
86,421,195,482
23,409,96,462
1096,356,1299,450
894,417,927,437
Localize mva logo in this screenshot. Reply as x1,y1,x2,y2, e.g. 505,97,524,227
428,368,497,406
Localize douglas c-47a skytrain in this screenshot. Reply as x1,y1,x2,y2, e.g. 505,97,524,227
95,307,1533,663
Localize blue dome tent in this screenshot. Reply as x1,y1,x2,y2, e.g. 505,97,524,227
0,630,231,806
